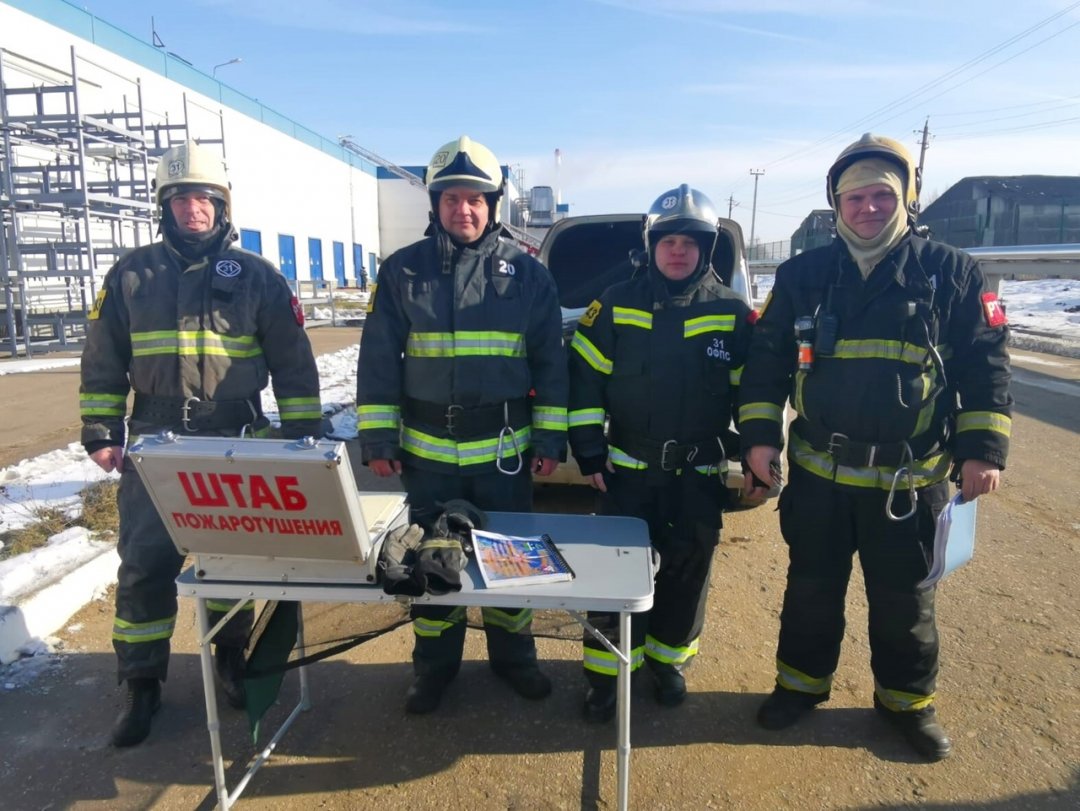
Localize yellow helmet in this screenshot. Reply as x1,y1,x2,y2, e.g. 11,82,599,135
154,140,232,222
826,133,920,221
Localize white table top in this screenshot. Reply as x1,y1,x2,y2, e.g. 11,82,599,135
177,511,655,613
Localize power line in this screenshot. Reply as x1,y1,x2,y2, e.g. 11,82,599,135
759,1,1080,172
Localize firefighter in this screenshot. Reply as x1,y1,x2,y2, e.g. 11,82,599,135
739,134,1012,760
80,141,322,747
568,185,753,722
356,135,568,714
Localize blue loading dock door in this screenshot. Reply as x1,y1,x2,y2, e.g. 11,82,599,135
278,234,297,281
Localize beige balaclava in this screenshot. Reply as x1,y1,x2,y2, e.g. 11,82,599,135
834,158,908,278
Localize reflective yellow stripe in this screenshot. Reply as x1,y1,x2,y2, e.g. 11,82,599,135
609,444,646,470
776,658,832,695
613,307,653,329
957,411,1012,437
684,314,735,338
357,404,401,430
80,392,127,417
406,330,525,358
793,370,806,416
789,431,951,490
532,406,568,431
206,599,255,613
875,683,935,712
569,408,605,428
570,332,613,375
831,338,947,366
112,615,176,644
729,365,743,386
583,644,646,676
278,397,322,420
739,401,784,424
644,634,699,665
130,330,263,358
401,424,531,467
481,606,532,633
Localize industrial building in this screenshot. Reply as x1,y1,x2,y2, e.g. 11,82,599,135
0,0,538,357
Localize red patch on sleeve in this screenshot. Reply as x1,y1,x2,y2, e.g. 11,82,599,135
290,295,305,327
981,292,1007,328
746,309,760,325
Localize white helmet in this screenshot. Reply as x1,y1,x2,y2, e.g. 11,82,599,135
154,140,232,223
425,135,504,225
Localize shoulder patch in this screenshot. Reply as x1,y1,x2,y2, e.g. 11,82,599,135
580,299,602,328
290,295,305,327
980,292,1007,328
215,259,243,278
88,287,107,320
757,291,773,319
365,284,377,314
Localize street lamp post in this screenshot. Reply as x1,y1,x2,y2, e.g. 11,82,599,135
749,169,765,260
212,57,242,78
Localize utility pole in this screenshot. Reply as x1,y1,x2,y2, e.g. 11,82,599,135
727,194,739,219
914,117,931,204
749,169,764,260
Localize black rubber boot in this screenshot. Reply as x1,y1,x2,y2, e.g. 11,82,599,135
874,696,953,761
649,664,687,707
583,685,617,723
756,686,829,730
491,662,552,701
405,674,450,715
110,678,162,747
214,645,247,710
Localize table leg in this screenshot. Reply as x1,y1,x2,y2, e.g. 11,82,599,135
196,598,230,810
616,609,631,811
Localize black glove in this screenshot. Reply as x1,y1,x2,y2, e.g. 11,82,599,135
437,498,487,532
414,536,467,595
378,523,427,596
575,454,609,476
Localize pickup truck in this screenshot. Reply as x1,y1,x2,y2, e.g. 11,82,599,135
535,213,766,507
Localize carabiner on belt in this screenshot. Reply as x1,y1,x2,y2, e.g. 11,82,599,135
885,440,918,521
495,400,524,476
181,396,201,432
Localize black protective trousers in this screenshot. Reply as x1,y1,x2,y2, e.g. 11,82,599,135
774,464,949,702
583,466,724,688
399,465,538,680
113,461,251,683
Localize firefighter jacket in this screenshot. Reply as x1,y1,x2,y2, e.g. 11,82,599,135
568,265,753,473
356,229,568,474
738,233,1012,491
80,230,322,449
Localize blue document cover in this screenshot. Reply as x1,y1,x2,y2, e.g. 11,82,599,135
919,494,978,588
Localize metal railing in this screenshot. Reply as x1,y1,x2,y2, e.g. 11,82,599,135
290,279,336,326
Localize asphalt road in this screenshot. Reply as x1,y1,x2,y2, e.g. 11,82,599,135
1,334,1077,810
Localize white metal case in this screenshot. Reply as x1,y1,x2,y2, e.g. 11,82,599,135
129,433,407,583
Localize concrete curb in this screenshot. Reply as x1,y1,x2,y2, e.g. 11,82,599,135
0,545,119,664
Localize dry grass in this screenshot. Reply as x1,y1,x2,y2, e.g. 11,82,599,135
0,479,119,561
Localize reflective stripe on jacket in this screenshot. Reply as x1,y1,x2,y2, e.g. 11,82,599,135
738,234,1011,487
80,234,322,447
568,266,753,470
356,230,568,474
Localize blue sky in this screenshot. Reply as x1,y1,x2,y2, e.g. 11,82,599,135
74,0,1080,244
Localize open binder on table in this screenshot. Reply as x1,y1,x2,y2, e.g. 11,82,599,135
918,493,978,588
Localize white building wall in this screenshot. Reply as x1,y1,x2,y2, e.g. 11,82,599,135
0,0,380,286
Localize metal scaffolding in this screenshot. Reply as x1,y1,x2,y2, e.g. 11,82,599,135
0,45,224,358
